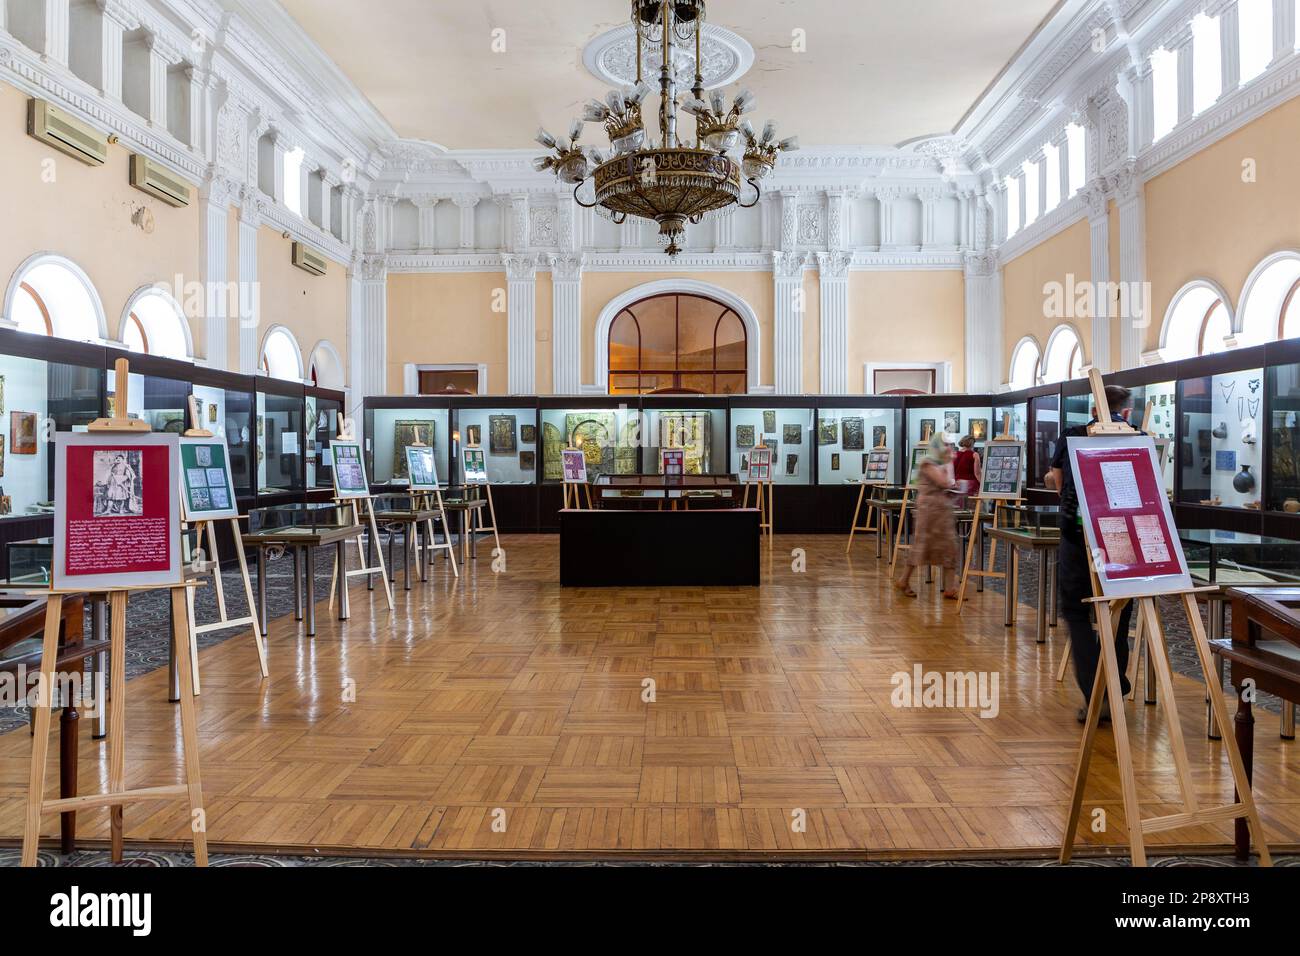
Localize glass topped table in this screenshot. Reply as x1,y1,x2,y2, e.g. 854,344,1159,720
245,504,363,635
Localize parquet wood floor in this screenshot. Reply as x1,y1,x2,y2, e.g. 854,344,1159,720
3,535,1298,860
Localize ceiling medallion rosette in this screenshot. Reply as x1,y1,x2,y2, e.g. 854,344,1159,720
532,0,797,257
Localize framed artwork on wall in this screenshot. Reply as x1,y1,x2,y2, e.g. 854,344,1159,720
10,411,37,455
489,415,517,454
392,420,435,478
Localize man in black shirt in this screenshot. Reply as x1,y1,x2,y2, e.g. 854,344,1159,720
1047,385,1137,722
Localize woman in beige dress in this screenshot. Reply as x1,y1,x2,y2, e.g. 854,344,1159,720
895,434,959,599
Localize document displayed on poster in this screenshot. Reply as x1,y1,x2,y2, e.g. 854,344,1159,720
179,437,239,520
1068,434,1190,597
282,431,299,455
54,432,182,590
561,448,587,484
330,440,370,498
405,445,440,490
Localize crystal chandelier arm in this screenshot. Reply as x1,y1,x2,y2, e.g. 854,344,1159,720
573,179,599,209
737,178,762,209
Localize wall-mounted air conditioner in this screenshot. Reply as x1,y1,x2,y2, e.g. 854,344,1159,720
129,154,192,208
292,242,327,276
27,99,109,166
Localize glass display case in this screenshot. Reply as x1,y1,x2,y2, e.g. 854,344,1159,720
1178,366,1264,509
5,536,52,585
1268,359,1300,513
106,352,190,435
728,403,813,485
1179,529,1300,585
247,502,357,535
904,403,994,448
452,405,539,484
0,332,104,519
1030,393,1061,488
642,402,726,475
256,382,305,494
192,380,253,499
814,404,902,485
305,390,344,489
539,403,640,481
366,401,450,486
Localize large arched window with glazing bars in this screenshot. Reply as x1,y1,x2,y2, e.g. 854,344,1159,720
607,292,747,395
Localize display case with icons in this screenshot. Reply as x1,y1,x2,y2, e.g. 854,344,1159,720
451,401,539,484
1267,358,1300,514
363,397,452,488
305,388,345,490
191,367,255,501
814,400,903,485
538,401,641,482
641,396,727,476
728,401,814,485
255,377,305,494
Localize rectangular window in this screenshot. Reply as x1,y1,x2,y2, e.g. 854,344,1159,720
284,147,305,216
1151,47,1178,140
1192,13,1222,113
1005,175,1021,236
1023,160,1040,227
1238,0,1273,84
1066,124,1086,197
1044,142,1061,213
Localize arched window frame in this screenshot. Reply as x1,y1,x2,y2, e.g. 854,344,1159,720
3,252,108,343
1159,279,1237,360
118,285,193,360
605,291,749,395
259,325,305,382
1008,336,1042,390
1042,324,1087,384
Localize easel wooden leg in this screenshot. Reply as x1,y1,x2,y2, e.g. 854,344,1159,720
169,586,208,867
846,483,867,553
955,500,984,612
204,521,229,622
184,583,201,696
21,594,64,867
365,498,395,609
1138,599,1198,811
107,590,128,863
1126,611,1146,701
1180,593,1272,865
230,518,269,678
1059,651,1106,864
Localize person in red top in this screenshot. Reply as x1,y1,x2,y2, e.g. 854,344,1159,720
952,435,982,501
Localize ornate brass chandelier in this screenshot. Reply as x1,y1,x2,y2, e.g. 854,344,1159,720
532,0,798,257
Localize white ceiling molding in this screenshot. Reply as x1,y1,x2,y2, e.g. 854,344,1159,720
583,22,753,91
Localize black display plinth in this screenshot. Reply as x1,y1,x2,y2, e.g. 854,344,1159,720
559,508,761,587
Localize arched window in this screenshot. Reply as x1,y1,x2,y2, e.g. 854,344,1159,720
5,255,105,343
1160,282,1234,360
260,326,304,381
1042,326,1085,383
1239,253,1300,346
308,341,345,389
1008,337,1041,390
607,292,747,395
120,287,191,359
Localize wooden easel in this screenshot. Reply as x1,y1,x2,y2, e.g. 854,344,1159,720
462,445,502,555
741,443,774,537
23,358,207,866
405,436,458,578
1059,369,1271,866
179,395,267,694
561,446,595,509
845,444,890,553
327,423,394,611
955,418,1024,611
888,444,929,577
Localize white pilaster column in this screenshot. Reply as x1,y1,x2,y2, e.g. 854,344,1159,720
956,192,970,249
759,193,776,250
415,198,439,251
1273,0,1297,64
1033,150,1048,220
1016,174,1028,231
94,1,133,99
236,200,261,375
772,252,805,393
504,254,538,394
319,172,335,236
779,190,798,252
339,186,358,246
1052,128,1072,202
826,189,848,251
1083,183,1111,373
298,159,313,222
199,177,231,370
816,252,852,394
508,193,529,253
348,256,388,438
1174,30,1195,125
270,134,288,205
550,254,584,395
1113,165,1147,371
876,187,899,249
1215,0,1241,98
619,217,641,250
714,206,735,250
0,1,6,32
146,33,172,127
919,189,938,248
45,0,71,65
1124,63,1154,153
454,196,478,250
989,182,1007,246
963,253,1003,392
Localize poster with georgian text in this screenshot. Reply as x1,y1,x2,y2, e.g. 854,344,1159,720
54,432,182,590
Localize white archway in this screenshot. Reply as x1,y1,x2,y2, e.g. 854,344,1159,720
3,252,107,343
259,325,305,381
308,339,346,389
1238,251,1300,346
1008,336,1042,390
1159,278,1235,360
1041,323,1086,383
119,284,194,360
593,279,761,393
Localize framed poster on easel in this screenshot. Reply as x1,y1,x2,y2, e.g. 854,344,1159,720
890,444,931,575
561,448,591,509
743,445,774,536
846,447,893,552
955,436,1025,610
405,443,458,577
978,440,1025,500
179,436,238,521
661,448,685,477
329,440,369,499
1058,369,1270,867
862,447,892,485
326,428,393,613
461,445,501,554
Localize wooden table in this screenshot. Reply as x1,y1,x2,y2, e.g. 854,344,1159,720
984,525,1059,643
1215,586,1300,858
591,474,745,510
370,495,441,590
438,497,487,564
0,593,93,853
242,524,362,636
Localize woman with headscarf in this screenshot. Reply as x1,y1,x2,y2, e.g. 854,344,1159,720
894,434,959,598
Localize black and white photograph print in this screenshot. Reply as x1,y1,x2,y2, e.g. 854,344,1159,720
93,449,143,517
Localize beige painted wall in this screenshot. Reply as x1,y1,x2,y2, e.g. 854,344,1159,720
1145,93,1300,350
386,272,509,393
255,225,347,378
0,81,204,353
846,270,968,390
1001,218,1091,371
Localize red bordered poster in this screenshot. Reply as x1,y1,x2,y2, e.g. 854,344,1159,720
661,448,685,477
1068,434,1191,597
54,432,182,590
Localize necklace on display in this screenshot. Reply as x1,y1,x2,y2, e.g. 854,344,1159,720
1247,398,1260,420
1219,380,1237,402
1248,379,1261,394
